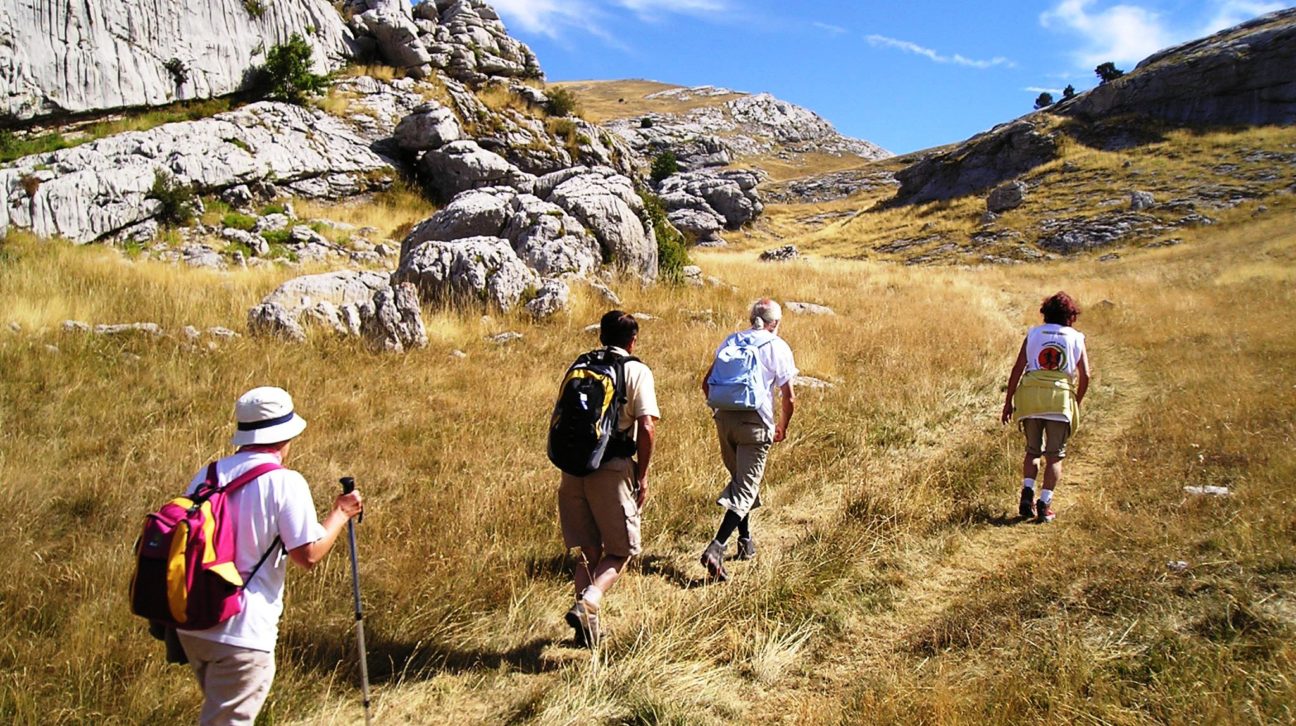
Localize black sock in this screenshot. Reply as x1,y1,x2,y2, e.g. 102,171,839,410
738,514,750,540
714,510,744,544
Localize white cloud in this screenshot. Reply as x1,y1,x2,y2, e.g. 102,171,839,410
1025,86,1064,94
1040,0,1172,68
865,35,1014,69
812,21,849,35
1040,0,1285,70
1201,0,1287,33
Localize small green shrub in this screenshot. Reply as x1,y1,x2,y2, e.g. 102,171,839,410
163,58,188,86
260,203,285,216
149,170,197,225
639,191,689,284
1095,62,1125,83
1063,84,1077,100
221,212,257,231
243,0,265,18
640,117,654,128
259,228,292,247
650,150,679,184
260,34,328,104
545,87,579,117
1033,92,1054,110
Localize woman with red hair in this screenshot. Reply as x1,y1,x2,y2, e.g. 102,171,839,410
1001,292,1092,522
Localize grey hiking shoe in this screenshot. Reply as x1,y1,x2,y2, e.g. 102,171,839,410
700,540,729,582
1035,500,1056,523
736,536,756,561
564,600,602,648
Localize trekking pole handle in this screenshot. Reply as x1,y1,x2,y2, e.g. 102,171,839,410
339,476,363,524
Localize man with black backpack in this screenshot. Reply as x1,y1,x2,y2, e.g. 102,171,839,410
549,311,659,647
168,387,362,725
699,299,798,581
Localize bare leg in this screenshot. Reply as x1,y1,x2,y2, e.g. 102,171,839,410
574,546,600,597
1022,453,1040,481
1042,456,1063,492
589,555,628,596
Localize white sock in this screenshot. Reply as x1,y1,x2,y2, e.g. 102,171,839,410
580,586,603,611
1038,489,1053,505
1023,478,1036,491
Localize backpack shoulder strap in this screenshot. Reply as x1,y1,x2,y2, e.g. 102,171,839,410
219,462,285,495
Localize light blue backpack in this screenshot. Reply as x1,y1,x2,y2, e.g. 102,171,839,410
706,330,774,411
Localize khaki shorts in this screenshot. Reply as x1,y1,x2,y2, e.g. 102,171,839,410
1022,418,1071,459
558,456,641,558
177,633,275,726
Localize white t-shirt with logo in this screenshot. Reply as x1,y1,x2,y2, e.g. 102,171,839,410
713,329,799,430
1023,323,1086,423
181,451,326,652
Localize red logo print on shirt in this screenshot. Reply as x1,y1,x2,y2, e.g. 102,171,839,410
1037,342,1067,371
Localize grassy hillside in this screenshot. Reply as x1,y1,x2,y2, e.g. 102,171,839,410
1,192,1293,722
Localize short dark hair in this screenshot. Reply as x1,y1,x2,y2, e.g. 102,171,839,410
1040,291,1080,326
599,310,638,348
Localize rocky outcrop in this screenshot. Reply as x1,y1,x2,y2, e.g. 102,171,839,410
894,120,1060,204
1058,9,1296,127
418,140,537,198
345,0,542,84
400,186,602,277
657,169,764,240
763,170,899,205
986,181,1028,213
545,168,657,280
248,270,427,351
1,0,354,122
394,234,538,311
1,102,391,243
607,89,891,167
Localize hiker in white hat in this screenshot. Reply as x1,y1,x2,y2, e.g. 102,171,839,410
176,386,363,726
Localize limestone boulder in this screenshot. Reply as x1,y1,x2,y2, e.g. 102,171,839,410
247,270,427,352
1,0,355,122
418,140,537,199
393,102,462,151
1,102,390,243
545,168,657,281
525,278,570,319
393,235,538,311
986,181,1028,213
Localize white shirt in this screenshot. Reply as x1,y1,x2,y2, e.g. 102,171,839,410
1023,323,1087,423
180,451,326,652
608,346,661,433
714,328,798,430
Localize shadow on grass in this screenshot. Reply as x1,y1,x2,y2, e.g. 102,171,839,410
638,553,709,590
285,631,559,683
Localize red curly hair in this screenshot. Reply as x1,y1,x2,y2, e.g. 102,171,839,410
1040,292,1080,326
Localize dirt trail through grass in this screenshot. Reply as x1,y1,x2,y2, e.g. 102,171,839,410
745,336,1148,723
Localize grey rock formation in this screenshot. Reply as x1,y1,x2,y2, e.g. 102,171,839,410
394,234,538,311
895,120,1060,204
546,168,657,280
418,140,537,198
401,186,601,277
785,302,835,316
1,102,390,243
247,269,426,350
1059,9,1296,126
525,279,569,319
760,245,799,262
394,102,463,151
987,181,1028,213
1130,191,1156,211
763,170,899,205
657,169,765,234
1,0,354,122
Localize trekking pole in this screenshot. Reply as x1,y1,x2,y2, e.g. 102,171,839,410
339,477,372,726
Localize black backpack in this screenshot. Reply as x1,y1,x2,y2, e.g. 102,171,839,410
548,349,639,476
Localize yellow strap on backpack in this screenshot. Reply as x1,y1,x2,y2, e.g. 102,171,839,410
1012,369,1080,432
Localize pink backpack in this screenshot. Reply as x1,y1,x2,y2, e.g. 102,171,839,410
129,462,282,630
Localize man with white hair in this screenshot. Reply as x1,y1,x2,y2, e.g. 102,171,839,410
699,298,798,581
176,386,363,725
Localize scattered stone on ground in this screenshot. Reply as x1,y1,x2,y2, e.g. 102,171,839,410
760,245,799,262
986,180,1028,213
785,302,835,316
1183,485,1231,496
489,331,523,344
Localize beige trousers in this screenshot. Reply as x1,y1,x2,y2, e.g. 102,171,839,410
177,633,276,726
714,409,773,518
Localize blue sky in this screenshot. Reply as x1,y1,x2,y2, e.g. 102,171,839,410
489,0,1289,154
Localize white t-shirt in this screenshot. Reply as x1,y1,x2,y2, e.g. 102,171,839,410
714,329,799,430
181,451,326,652
1023,323,1087,423
608,346,661,434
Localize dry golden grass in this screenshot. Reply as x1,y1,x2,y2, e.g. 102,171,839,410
1,201,1293,724
291,179,437,244
553,80,744,124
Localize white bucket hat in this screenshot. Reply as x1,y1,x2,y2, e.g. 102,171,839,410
231,386,308,446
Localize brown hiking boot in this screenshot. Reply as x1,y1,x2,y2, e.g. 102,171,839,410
564,600,602,648
700,540,729,582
